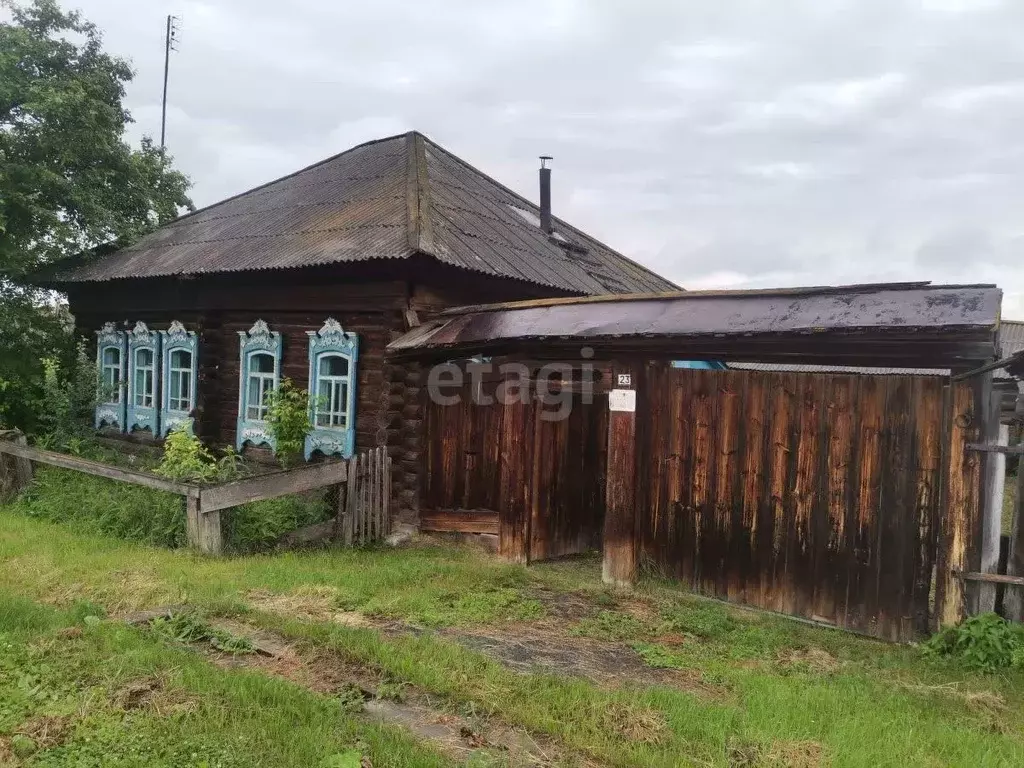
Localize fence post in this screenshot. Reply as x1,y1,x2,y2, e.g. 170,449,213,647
0,429,33,504
603,362,639,587
344,455,356,545
1006,392,1024,622
975,376,1003,614
185,493,222,555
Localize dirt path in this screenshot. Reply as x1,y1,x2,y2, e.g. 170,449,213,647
128,610,600,767
243,588,719,696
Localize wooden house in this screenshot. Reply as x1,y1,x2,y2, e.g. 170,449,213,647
43,131,676,522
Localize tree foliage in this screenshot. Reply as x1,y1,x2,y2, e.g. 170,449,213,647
0,0,193,432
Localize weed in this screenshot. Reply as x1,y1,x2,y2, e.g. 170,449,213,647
376,679,408,702
265,378,314,468
156,425,221,483
922,612,1024,672
336,683,367,714
149,611,255,655
661,601,737,639
631,641,690,670
571,610,649,642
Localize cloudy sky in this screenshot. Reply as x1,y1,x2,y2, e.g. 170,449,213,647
55,0,1024,316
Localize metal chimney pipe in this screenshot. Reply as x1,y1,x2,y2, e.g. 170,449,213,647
539,156,553,234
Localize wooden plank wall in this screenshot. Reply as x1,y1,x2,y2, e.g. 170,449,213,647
422,378,607,562
638,367,977,642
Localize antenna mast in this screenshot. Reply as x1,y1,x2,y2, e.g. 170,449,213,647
160,15,181,152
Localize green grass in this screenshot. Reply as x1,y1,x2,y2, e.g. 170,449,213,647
0,593,451,767
1,507,1024,766
7,466,331,551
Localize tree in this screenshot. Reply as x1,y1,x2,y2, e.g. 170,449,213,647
0,0,193,432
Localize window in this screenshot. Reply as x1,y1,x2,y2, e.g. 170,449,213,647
101,346,123,403
159,321,199,437
95,323,127,431
236,319,282,450
305,318,358,460
314,354,349,428
133,348,155,407
127,321,162,434
245,352,275,421
169,350,194,413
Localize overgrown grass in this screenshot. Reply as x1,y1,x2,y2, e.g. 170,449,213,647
0,593,452,767
1,510,1023,765
1004,471,1018,535
6,466,332,551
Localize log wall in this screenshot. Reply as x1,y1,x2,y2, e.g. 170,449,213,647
65,260,564,524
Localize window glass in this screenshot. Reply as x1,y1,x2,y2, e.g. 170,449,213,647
168,348,194,412
101,346,121,403
246,353,276,421
171,350,192,370
314,353,349,428
134,348,155,407
320,354,348,378
252,353,274,373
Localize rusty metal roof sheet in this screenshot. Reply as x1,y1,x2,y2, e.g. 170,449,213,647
727,362,949,376
50,132,676,295
387,282,1002,369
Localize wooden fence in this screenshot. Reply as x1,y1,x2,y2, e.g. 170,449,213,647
418,364,990,641
635,367,978,642
0,432,392,554
339,446,391,545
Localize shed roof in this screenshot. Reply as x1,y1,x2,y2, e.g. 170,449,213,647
49,132,676,296
386,282,1002,369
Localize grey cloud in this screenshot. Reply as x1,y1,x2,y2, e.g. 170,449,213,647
65,0,1024,317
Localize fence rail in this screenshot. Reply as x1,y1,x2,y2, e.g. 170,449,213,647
0,431,391,555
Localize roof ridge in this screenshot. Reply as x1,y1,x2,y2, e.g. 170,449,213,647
417,135,681,291
172,131,414,225
404,132,435,255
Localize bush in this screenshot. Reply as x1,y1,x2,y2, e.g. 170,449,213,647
155,426,222,483
265,377,312,467
32,341,98,450
922,612,1024,673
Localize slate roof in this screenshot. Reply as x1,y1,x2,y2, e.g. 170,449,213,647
52,132,677,295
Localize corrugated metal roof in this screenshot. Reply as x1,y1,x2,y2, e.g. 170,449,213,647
1001,320,1024,357
727,362,948,376
50,132,677,296
387,282,1002,370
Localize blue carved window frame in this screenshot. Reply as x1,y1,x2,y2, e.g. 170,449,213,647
94,322,127,431
159,321,199,437
236,319,282,451
305,318,358,461
127,321,161,435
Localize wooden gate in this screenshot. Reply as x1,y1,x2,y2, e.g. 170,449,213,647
421,375,607,562
637,367,978,642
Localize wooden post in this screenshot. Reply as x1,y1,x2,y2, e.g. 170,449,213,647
1006,392,1024,621
344,455,356,545
0,429,33,503
185,495,222,555
333,480,347,545
975,375,1002,614
602,362,639,587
